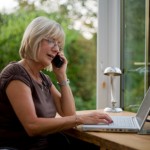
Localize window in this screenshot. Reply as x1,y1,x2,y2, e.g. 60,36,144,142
97,0,149,112
121,0,148,112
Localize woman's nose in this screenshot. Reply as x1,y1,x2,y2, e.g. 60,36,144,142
52,44,60,52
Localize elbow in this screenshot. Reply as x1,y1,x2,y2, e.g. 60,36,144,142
64,106,76,116
24,124,43,137
69,110,76,116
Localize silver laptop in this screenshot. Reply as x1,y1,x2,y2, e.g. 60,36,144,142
80,87,150,133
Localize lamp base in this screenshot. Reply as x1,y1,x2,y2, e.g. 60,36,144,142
104,107,123,113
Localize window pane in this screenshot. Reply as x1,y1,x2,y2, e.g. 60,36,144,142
122,0,146,112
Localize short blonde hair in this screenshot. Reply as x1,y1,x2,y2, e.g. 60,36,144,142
19,16,65,71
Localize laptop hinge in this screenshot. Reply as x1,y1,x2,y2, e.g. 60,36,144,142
138,117,150,135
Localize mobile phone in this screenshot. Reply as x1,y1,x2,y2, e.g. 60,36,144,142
52,54,64,68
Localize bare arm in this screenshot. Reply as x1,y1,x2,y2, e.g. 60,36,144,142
6,81,112,137
51,52,76,116
50,82,76,117
6,80,76,136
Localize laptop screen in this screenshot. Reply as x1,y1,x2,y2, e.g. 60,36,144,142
136,87,150,128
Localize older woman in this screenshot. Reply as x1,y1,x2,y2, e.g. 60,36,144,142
0,16,113,150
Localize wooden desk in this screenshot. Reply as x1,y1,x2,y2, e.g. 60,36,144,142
63,109,150,150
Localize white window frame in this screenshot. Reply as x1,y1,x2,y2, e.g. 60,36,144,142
96,0,121,109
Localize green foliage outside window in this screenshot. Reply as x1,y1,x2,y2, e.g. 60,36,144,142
0,0,97,110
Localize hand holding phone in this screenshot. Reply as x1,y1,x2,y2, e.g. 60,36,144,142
52,54,64,68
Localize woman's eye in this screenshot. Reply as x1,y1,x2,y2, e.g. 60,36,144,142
48,40,54,44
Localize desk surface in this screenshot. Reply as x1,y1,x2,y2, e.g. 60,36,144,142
63,109,150,150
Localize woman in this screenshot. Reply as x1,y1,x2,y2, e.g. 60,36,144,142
0,16,113,150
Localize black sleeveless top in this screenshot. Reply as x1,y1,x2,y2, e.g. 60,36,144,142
0,62,57,148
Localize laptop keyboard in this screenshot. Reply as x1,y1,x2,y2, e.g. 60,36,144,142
109,116,136,127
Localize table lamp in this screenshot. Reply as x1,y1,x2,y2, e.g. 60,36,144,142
104,67,123,112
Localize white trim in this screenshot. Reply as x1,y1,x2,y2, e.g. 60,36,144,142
97,0,121,109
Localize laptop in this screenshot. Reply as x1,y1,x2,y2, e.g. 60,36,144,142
79,87,150,133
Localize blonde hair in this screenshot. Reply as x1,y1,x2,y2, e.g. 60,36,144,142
19,16,65,71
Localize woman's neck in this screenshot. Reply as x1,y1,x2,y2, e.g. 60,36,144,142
21,59,42,84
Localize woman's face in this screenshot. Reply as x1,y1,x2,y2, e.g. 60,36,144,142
37,38,60,67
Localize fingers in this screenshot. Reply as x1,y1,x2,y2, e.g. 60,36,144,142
98,113,113,124
57,52,67,64
83,112,113,125
98,117,113,124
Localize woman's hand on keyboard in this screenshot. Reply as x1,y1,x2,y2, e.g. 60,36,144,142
76,111,113,125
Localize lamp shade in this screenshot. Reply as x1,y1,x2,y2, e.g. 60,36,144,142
104,67,122,76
